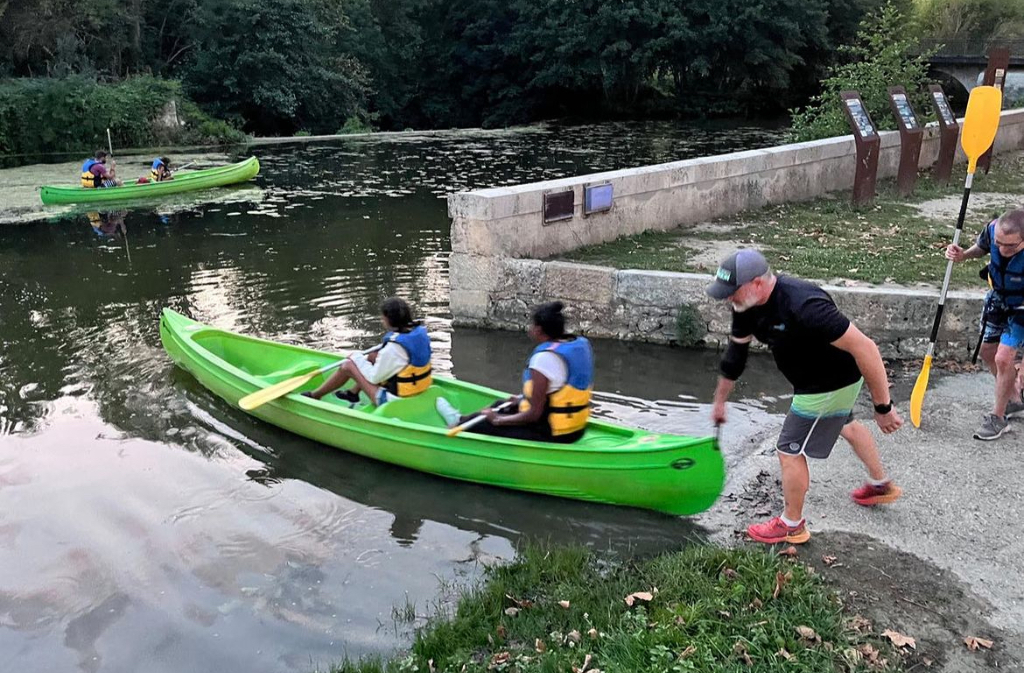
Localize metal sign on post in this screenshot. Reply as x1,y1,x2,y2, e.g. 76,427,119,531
887,86,924,196
977,47,1009,174
840,91,880,206
929,84,959,185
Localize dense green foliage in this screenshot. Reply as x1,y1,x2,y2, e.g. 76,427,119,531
790,3,935,141
914,0,1024,41
0,0,898,135
0,75,243,156
331,545,900,673
1,0,1017,138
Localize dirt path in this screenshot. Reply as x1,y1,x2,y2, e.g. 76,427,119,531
698,371,1024,671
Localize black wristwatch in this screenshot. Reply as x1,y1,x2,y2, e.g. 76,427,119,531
873,401,893,415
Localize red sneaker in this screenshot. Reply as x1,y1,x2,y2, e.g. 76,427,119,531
746,516,810,545
851,481,902,507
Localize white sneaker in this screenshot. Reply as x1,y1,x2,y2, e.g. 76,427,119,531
435,398,461,428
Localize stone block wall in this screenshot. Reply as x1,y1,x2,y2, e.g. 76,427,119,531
450,257,987,359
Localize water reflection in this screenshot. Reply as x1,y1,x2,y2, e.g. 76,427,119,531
0,121,790,671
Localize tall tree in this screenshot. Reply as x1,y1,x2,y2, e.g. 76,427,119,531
186,0,369,134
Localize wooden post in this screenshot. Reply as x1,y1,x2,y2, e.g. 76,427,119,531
929,85,959,185
840,91,880,207
887,86,924,196
977,47,1009,174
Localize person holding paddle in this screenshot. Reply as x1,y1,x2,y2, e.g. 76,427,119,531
707,249,903,545
944,208,1024,440
303,297,433,407
435,301,594,443
80,150,122,188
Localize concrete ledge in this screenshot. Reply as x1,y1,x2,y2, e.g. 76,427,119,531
448,109,1024,259
450,259,987,360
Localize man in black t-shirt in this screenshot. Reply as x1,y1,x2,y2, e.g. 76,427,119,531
707,249,903,545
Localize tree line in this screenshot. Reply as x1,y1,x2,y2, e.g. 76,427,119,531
1,0,911,136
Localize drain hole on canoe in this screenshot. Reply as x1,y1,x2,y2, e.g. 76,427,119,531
671,458,695,470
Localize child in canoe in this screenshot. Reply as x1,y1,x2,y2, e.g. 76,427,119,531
304,297,433,406
136,157,174,184
436,301,593,443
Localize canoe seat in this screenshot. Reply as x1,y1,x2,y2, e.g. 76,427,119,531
372,386,448,429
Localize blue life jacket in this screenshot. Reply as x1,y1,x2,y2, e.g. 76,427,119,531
520,336,593,437
381,326,433,396
987,221,1024,310
81,159,102,188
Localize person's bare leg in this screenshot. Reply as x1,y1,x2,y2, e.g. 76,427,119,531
345,363,383,406
993,343,1017,417
841,421,886,481
980,342,999,377
778,452,809,522
308,361,355,399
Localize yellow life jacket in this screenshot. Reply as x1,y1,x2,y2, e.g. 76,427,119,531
519,337,594,436
81,159,102,188
382,326,433,397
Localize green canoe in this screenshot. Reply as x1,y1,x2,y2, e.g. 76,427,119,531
159,308,725,515
40,156,260,205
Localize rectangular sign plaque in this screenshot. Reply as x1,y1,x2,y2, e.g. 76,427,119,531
543,190,574,224
844,98,877,139
891,93,919,131
584,183,613,216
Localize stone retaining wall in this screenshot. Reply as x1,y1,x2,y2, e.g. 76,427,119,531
450,256,987,359
448,110,1024,358
448,109,1024,260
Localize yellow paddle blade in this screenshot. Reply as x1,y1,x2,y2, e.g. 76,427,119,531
238,369,320,410
961,86,1002,172
909,354,933,428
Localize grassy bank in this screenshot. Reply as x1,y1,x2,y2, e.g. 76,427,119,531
333,545,902,673
559,153,1024,288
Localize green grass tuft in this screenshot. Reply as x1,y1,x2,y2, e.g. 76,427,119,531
330,544,903,672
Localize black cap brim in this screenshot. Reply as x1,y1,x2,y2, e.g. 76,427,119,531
706,280,735,300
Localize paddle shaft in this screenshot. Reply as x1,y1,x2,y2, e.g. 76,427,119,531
447,398,519,437
924,172,974,357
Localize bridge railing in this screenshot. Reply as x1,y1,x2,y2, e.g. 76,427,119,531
913,38,1024,60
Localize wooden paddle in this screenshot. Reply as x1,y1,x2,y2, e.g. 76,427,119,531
910,85,1003,428
238,346,378,411
446,397,520,437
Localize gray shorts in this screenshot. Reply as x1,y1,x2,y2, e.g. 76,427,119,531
776,380,862,459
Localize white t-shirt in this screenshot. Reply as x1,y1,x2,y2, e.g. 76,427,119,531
528,351,568,394
350,342,409,385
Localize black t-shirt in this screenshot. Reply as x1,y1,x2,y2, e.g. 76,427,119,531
731,276,861,394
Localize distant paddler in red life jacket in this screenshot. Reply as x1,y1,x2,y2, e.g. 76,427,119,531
80,150,122,188
435,301,594,443
138,157,174,184
304,297,433,407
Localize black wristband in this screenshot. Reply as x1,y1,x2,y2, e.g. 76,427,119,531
873,402,892,415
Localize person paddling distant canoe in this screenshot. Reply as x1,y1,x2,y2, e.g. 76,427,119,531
138,157,174,184
707,249,903,546
435,301,594,443
80,150,122,188
304,297,433,407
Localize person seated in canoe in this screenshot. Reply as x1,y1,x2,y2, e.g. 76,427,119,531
80,151,122,188
137,157,174,184
148,157,174,182
435,301,593,443
304,297,433,406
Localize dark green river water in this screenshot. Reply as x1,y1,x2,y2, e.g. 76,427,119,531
0,122,792,672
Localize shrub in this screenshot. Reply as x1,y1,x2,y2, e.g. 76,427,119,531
0,75,244,157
